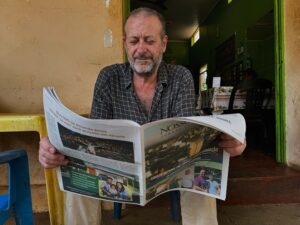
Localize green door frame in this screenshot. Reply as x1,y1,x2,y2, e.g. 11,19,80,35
274,0,286,163
123,0,131,19
123,0,131,62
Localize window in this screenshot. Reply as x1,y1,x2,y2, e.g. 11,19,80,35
199,64,208,92
191,28,200,46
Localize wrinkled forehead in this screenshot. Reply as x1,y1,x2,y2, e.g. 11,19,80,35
124,14,163,38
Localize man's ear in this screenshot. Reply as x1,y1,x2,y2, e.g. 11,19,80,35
162,35,168,52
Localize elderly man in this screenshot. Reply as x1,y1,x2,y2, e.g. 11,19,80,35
39,7,246,225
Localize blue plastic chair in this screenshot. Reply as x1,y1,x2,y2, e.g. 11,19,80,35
113,190,181,223
0,149,34,225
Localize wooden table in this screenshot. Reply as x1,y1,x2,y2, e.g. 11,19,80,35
199,87,246,113
198,86,274,114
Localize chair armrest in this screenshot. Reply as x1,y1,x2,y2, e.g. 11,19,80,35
0,149,26,164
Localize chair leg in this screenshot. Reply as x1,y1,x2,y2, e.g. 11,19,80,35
14,197,34,225
0,209,11,225
113,202,122,220
15,212,34,225
170,191,181,223
113,193,181,222
14,154,34,225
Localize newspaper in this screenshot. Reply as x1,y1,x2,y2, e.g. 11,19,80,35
43,87,246,206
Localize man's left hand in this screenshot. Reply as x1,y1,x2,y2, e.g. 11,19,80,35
218,133,246,157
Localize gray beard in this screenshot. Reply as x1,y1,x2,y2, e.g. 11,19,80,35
129,58,162,77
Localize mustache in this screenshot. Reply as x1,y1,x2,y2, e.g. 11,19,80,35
133,53,152,60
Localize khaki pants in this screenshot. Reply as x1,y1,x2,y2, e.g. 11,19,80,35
180,191,218,225
64,193,102,225
64,191,218,225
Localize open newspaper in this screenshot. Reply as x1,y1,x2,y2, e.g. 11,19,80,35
43,87,246,206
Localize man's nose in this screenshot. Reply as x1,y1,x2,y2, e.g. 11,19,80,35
136,41,147,53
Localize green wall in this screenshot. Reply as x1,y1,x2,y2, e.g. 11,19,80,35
164,39,198,91
164,40,190,67
247,36,275,82
190,0,274,86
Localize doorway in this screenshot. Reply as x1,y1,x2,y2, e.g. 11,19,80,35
125,0,285,163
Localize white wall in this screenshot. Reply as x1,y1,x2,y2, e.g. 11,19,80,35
285,0,300,169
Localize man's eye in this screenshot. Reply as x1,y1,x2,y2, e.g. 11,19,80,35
129,40,138,45
146,40,155,44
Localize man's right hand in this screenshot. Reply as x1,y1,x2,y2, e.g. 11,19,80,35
39,137,69,168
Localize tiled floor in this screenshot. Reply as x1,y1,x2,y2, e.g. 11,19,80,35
5,203,300,225
218,204,300,225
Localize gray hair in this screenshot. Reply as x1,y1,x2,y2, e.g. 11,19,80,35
124,7,166,38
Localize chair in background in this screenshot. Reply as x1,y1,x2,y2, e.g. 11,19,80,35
169,190,181,222
227,78,273,147
113,190,181,223
113,202,122,220
0,149,34,225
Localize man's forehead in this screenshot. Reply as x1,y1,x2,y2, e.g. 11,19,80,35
125,15,162,33
126,33,156,39
126,13,160,24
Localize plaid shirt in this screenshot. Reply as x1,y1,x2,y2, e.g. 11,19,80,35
90,62,195,125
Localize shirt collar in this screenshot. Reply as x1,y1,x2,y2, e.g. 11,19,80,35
157,61,168,87
122,63,131,89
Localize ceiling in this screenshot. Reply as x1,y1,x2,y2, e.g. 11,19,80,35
130,0,220,40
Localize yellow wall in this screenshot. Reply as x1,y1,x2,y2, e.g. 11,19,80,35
0,0,124,212
285,0,300,169
0,0,124,114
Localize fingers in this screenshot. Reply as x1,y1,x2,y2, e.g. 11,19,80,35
218,134,246,157
39,137,68,169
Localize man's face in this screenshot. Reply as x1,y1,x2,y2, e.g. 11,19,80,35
200,170,205,176
124,14,168,76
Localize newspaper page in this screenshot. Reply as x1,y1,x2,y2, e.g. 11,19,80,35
43,87,246,205
141,114,245,202
44,87,145,205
